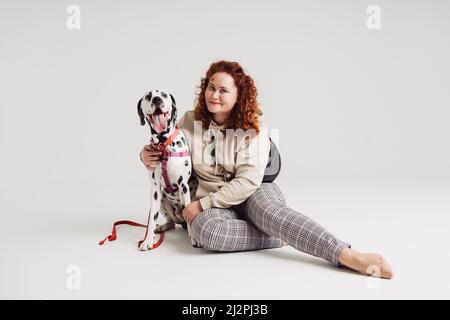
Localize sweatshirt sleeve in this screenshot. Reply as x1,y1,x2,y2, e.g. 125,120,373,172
199,122,270,210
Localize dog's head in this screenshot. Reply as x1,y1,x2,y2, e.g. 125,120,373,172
137,89,177,135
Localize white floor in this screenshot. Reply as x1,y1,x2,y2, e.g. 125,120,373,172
1,178,449,300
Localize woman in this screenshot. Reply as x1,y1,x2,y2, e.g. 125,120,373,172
140,60,394,279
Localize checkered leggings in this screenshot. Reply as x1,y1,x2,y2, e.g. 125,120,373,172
191,183,350,266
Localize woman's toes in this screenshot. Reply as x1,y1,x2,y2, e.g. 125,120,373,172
379,257,394,279
361,254,394,279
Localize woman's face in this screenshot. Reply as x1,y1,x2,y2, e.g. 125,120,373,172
205,72,238,123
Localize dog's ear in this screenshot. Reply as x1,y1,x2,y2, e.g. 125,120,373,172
170,93,176,108
137,98,145,126
170,105,178,126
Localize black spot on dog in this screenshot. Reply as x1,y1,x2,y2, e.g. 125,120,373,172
172,183,177,188
182,183,187,194
178,176,183,184
154,212,159,220
210,135,215,142
181,137,186,144
185,160,189,166
145,92,153,101
152,172,155,179
188,171,191,175
171,142,175,147
154,191,158,200
176,141,182,148
137,99,145,126
211,148,215,157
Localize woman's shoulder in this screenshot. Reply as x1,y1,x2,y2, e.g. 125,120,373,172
256,114,269,133
183,109,195,118
178,110,195,129
257,113,267,124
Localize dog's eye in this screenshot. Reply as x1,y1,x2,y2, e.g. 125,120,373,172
161,92,168,98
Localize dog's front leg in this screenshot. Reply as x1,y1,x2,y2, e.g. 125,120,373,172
139,172,161,251
179,182,200,248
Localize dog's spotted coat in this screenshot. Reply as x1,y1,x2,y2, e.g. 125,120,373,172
137,89,199,250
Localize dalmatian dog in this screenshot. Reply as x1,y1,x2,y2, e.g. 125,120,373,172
137,89,199,251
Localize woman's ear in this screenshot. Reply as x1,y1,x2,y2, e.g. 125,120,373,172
137,98,145,126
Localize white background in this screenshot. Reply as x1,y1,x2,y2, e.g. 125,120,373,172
1,0,449,299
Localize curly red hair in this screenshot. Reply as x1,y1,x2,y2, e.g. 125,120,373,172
194,60,263,134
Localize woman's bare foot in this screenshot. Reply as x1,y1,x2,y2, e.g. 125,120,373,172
338,248,394,279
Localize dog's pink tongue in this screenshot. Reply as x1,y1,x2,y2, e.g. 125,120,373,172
152,114,168,133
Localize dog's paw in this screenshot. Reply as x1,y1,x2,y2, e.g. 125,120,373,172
189,233,201,248
139,236,156,251
155,222,175,234
139,241,151,251
186,224,200,248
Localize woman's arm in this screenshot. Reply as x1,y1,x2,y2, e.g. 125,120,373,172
199,122,270,210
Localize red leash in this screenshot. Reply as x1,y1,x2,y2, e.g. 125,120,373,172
99,220,164,250
99,128,184,250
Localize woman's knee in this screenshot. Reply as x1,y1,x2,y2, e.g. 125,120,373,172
248,183,286,208
244,183,287,226
190,209,227,251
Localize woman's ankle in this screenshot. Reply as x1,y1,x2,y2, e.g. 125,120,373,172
338,247,356,267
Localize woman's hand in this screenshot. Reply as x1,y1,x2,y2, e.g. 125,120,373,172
182,200,203,225
140,145,162,171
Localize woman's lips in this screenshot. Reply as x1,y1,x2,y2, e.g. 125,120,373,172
209,101,221,105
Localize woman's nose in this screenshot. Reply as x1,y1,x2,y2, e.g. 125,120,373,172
211,90,219,99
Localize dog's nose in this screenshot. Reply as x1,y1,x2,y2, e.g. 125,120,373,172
152,96,163,106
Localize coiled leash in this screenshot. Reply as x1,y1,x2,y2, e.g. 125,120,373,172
99,219,164,250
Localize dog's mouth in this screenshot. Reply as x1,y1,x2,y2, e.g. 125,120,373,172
147,111,170,133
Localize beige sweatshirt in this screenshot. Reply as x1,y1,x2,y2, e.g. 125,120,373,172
177,110,270,210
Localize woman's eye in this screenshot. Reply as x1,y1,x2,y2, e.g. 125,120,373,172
220,89,227,94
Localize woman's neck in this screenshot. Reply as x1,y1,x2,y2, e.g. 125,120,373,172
212,113,229,126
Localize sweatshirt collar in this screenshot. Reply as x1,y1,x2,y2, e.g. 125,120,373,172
209,118,226,130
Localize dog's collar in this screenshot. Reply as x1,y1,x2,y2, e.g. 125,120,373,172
151,126,190,158
152,126,181,153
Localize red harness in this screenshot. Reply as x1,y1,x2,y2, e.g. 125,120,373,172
151,127,191,193
99,126,189,250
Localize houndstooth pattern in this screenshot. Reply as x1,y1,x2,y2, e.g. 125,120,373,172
191,206,284,252
191,183,350,266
